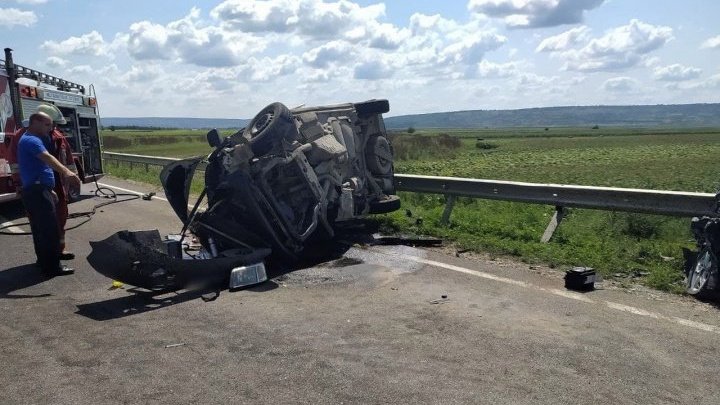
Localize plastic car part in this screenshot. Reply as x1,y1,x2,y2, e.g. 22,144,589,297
87,230,271,290
687,248,715,295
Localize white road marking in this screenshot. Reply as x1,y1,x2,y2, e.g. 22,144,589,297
379,249,720,335
0,215,26,234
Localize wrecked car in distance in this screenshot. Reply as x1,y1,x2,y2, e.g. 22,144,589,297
90,100,400,290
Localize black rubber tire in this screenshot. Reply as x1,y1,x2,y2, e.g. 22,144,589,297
366,135,394,175
369,194,401,214
354,99,389,116
243,102,298,156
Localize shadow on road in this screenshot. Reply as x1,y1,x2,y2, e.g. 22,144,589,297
0,200,26,222
75,287,225,321
0,264,53,299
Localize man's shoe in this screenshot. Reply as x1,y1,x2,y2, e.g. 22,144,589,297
47,265,75,277
59,251,75,260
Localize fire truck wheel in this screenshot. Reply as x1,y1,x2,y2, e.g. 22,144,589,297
243,102,299,156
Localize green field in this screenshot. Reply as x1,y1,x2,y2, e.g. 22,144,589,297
102,127,720,293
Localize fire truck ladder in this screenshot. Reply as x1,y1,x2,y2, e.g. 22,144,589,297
2,57,85,94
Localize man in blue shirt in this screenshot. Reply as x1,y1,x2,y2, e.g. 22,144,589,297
18,112,81,276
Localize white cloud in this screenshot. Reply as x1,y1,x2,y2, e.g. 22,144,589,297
602,77,638,92
249,55,302,81
516,72,558,89
653,64,701,81
346,22,410,50
701,35,720,50
302,40,353,68
476,60,518,78
536,26,590,52
211,0,404,48
125,21,172,60
0,8,37,27
41,31,110,56
541,19,673,72
45,56,67,68
704,74,720,88
439,33,507,64
66,65,94,75
210,0,299,33
14,0,48,4
121,65,163,82
123,8,261,67
353,60,394,80
467,0,605,28
400,12,507,79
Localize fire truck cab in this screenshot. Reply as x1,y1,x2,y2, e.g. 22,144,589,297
1,47,103,203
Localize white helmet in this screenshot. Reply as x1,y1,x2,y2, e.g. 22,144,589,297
36,104,67,125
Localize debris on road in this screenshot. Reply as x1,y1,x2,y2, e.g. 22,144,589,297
564,267,596,291
430,296,450,304
164,343,187,349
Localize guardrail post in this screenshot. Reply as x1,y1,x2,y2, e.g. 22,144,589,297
441,195,456,226
144,163,149,172
541,206,566,243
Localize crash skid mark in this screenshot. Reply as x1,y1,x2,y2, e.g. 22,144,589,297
276,245,427,287
370,246,720,336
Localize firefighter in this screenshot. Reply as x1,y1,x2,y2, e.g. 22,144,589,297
9,104,77,260
17,112,80,276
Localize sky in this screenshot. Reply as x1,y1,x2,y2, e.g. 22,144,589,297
2,0,720,118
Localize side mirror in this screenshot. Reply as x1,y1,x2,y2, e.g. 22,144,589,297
206,128,221,148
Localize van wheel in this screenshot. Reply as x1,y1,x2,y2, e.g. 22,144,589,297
366,136,393,175
369,195,401,214
243,102,298,156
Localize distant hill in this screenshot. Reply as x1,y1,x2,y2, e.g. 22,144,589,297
102,103,720,130
383,103,720,129
101,117,249,129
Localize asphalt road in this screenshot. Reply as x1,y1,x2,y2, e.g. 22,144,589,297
1,176,720,404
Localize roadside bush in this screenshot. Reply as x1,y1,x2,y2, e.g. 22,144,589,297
438,133,461,149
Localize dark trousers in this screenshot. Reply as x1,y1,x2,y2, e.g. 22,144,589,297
21,184,61,273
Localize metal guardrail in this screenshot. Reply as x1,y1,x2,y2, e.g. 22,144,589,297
393,174,718,217
102,151,718,241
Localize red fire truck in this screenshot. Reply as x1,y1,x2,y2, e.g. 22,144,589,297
1,47,104,203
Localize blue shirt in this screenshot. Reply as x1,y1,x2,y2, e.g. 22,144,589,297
17,132,55,189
